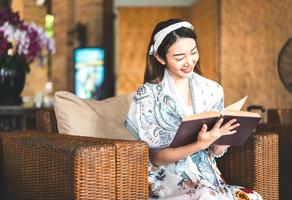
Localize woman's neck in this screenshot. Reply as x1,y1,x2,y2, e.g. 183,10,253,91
172,77,189,90
165,69,192,105
173,78,192,106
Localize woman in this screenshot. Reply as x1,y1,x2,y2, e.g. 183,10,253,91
124,19,262,200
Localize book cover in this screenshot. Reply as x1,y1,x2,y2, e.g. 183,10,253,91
169,97,261,147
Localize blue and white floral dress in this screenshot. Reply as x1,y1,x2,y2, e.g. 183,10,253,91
125,70,263,200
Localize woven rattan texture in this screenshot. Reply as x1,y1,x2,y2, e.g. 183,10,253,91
36,109,149,198
36,109,58,133
0,131,50,199
2,133,148,200
36,109,280,200
217,132,279,200
256,123,292,200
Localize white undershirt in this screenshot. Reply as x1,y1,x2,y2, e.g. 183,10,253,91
185,104,194,116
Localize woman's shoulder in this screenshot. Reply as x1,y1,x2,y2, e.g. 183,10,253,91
133,82,162,102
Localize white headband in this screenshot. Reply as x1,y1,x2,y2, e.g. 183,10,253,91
149,21,194,55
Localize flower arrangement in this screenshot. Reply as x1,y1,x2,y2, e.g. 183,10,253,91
0,7,55,72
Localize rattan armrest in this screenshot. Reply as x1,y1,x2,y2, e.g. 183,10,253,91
36,109,58,133
0,131,50,199
256,123,292,200
2,131,148,200
217,132,279,200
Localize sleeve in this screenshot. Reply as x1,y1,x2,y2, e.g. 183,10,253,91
124,84,179,149
208,84,229,157
210,83,224,112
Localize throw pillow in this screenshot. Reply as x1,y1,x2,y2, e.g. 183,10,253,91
54,91,136,140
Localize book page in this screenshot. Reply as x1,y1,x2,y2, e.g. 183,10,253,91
224,96,248,111
183,111,219,121
182,96,249,122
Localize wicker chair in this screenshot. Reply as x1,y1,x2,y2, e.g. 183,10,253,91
256,123,292,200
1,131,148,200
267,109,292,124
0,109,279,200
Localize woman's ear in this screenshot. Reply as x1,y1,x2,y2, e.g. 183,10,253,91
154,54,166,65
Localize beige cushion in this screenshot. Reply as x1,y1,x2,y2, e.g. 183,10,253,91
54,91,136,140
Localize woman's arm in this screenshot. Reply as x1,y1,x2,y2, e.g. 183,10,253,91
150,118,239,166
150,141,204,166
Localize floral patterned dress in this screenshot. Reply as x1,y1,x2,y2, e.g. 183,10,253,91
125,70,263,200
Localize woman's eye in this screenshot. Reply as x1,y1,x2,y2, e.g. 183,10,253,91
175,57,184,61
191,51,197,55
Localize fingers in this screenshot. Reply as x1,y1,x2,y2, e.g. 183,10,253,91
213,118,224,129
223,130,237,135
223,119,237,128
221,119,240,131
200,124,208,134
228,122,240,130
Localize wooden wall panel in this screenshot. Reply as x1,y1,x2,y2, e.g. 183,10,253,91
11,0,48,97
14,0,292,109
11,0,103,96
220,0,292,108
189,0,218,81
50,0,73,92
116,7,189,94
52,0,103,93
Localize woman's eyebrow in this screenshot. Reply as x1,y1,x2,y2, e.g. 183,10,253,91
173,46,197,56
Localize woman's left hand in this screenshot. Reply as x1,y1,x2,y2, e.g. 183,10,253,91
210,118,240,156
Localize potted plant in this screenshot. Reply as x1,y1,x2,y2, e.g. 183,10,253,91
0,7,55,105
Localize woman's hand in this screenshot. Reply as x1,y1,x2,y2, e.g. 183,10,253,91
150,118,239,166
196,118,240,150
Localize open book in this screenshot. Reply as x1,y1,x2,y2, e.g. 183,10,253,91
169,96,261,147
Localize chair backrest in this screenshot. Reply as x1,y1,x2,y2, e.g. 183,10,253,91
267,109,292,124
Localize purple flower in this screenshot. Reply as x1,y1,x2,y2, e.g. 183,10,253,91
0,31,9,55
0,7,55,70
0,7,20,26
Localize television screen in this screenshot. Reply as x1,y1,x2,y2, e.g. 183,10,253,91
73,47,105,100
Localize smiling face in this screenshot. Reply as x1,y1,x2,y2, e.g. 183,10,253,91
156,37,199,83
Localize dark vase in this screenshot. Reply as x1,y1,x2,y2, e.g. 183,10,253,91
0,55,27,105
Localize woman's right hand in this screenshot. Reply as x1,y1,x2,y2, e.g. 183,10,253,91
196,118,239,150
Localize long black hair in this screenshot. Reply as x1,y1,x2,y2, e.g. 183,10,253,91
144,19,201,84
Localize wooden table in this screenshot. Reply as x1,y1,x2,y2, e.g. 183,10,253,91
0,105,39,131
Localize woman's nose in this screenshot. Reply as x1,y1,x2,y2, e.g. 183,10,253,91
185,55,193,66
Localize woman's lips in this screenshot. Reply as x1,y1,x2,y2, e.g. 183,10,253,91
181,67,193,73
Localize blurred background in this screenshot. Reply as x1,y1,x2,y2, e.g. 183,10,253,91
0,2,291,198
0,0,291,109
